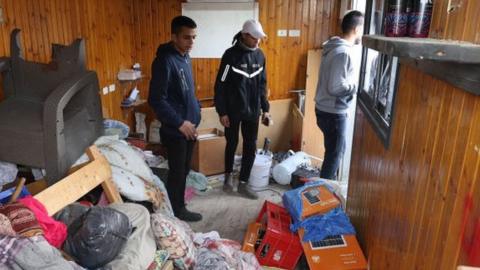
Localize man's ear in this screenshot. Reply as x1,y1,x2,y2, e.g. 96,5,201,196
355,25,364,36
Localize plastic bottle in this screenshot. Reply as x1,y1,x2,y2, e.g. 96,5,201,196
385,0,409,37
408,0,433,38
260,138,271,156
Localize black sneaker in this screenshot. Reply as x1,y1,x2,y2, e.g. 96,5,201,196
223,173,234,193
175,207,203,222
238,182,258,200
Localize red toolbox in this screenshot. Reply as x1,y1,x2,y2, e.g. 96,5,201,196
242,201,303,270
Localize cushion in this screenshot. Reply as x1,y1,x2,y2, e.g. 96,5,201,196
0,213,16,236
151,213,196,270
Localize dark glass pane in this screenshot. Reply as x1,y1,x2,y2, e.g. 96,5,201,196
358,0,401,148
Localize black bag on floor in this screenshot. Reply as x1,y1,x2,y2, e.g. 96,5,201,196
64,206,132,269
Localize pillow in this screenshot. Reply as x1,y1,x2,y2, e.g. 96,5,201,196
147,250,170,270
79,136,171,213
151,175,174,216
151,213,196,270
0,213,15,236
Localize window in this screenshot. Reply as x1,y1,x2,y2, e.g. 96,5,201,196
358,0,400,148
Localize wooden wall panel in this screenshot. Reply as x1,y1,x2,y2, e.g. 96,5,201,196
347,0,480,269
132,0,340,104
0,0,135,121
260,0,339,100
0,0,340,127
128,0,181,128
127,0,340,132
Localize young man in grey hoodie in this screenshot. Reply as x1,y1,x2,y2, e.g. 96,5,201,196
315,10,364,180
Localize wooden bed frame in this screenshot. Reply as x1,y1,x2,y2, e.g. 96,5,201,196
30,145,174,269
33,145,122,216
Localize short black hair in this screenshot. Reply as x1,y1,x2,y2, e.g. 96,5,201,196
341,10,364,34
171,16,197,35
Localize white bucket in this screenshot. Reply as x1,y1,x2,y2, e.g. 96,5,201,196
272,151,311,185
248,154,273,189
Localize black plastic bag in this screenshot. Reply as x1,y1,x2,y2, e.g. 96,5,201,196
64,206,132,269
54,203,89,228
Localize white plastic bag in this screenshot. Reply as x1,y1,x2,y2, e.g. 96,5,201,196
135,112,147,140
149,120,161,143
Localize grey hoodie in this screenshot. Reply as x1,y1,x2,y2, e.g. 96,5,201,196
315,37,356,114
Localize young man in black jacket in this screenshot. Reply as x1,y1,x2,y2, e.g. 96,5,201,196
148,16,202,221
214,20,271,200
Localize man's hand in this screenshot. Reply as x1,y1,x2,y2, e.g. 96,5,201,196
178,120,197,140
261,112,272,126
219,115,230,128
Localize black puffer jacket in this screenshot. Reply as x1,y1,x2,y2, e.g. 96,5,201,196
214,42,269,121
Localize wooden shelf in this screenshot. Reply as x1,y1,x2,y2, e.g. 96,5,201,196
362,35,480,95
117,75,145,84
362,35,480,63
121,99,146,109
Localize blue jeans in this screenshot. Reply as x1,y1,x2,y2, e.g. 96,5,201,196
316,110,347,180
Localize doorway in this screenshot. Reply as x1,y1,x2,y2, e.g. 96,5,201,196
338,0,367,192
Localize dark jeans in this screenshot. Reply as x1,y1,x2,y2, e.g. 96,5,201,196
224,117,259,183
163,136,195,213
316,110,347,180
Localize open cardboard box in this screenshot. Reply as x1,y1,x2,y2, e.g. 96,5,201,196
191,128,226,176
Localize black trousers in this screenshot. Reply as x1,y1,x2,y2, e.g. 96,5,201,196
315,110,347,180
224,117,259,183
163,136,195,213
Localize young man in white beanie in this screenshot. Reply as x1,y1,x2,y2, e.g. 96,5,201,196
214,20,271,199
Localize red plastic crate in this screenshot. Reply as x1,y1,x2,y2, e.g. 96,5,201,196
252,201,303,270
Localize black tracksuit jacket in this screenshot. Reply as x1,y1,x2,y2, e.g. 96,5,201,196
214,42,269,121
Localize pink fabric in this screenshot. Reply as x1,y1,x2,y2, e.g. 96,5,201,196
96,192,110,206
18,196,67,248
184,187,196,203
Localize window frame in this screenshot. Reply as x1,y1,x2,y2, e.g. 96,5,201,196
357,0,401,148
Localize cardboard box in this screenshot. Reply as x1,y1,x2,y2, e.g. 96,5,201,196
191,128,226,175
300,185,340,219
299,229,367,270
242,222,263,253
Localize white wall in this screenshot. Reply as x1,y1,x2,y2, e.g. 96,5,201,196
182,2,259,58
